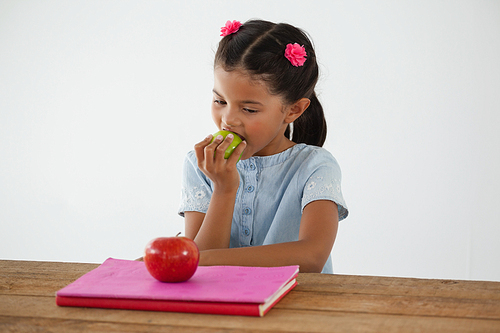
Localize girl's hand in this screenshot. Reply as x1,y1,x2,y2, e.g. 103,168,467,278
194,133,246,193
187,135,246,250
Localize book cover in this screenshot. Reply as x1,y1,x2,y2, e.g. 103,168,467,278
56,258,299,317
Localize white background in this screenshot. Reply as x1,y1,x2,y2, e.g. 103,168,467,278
1,0,499,281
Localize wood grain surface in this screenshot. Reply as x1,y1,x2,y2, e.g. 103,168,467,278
1,260,499,332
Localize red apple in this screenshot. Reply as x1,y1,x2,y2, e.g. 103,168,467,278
144,235,199,283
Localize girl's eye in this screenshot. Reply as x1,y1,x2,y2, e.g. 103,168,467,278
214,99,226,105
243,108,258,113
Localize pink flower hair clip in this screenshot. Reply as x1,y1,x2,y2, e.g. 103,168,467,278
285,43,307,67
220,20,242,37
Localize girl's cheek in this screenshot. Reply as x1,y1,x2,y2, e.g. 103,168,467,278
211,109,221,124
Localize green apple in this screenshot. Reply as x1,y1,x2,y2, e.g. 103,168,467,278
211,130,243,159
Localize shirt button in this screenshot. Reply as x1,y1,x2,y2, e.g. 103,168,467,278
243,227,250,236
246,185,255,193
243,207,252,215
249,163,256,170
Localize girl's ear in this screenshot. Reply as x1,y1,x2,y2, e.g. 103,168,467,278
285,98,310,124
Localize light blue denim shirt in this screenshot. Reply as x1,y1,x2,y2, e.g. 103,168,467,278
178,143,348,273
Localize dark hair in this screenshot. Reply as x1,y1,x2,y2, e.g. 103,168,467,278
214,19,327,147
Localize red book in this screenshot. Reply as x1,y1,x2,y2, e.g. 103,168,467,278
56,258,299,317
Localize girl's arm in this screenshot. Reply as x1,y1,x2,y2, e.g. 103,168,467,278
185,134,246,250
184,190,235,249
188,200,339,273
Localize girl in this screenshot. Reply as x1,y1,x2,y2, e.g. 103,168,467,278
178,19,348,273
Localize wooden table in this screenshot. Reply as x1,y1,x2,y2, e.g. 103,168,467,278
1,260,499,332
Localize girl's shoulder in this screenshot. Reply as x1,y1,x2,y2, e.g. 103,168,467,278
280,143,340,168
292,143,336,159
292,144,342,172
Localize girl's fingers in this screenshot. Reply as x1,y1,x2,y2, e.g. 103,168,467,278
204,134,225,169
194,134,213,166
194,134,213,150
228,140,246,163
214,134,234,160
195,133,243,172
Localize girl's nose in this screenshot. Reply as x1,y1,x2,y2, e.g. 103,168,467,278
222,106,240,127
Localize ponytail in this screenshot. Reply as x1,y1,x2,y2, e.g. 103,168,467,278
285,93,327,147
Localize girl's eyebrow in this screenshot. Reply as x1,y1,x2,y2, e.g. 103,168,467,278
212,89,263,106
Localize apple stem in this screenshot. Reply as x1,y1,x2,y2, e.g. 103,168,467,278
176,232,181,237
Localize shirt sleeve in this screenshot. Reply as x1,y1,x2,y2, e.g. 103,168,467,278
300,149,349,221
178,151,213,217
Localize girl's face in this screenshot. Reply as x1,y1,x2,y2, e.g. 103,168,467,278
211,67,295,160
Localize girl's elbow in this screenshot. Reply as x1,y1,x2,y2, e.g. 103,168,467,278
298,241,332,273
300,264,323,273
300,265,323,273
300,255,327,273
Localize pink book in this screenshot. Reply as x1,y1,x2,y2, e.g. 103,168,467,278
56,258,299,317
